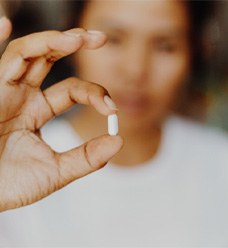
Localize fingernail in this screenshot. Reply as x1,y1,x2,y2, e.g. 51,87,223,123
104,95,118,111
87,30,105,36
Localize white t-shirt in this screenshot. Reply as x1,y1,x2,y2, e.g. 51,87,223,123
1,116,228,247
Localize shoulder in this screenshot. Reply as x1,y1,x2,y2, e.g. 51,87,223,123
165,115,228,163
167,115,228,143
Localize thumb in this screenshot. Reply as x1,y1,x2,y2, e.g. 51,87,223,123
0,17,12,44
56,135,123,185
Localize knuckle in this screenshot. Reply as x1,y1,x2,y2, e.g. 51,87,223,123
85,80,102,91
75,28,87,33
68,76,77,83
84,82,108,104
6,38,29,60
83,143,96,170
42,30,63,39
7,38,20,50
67,77,79,90
7,35,30,50
47,30,61,36
45,54,58,64
91,82,108,96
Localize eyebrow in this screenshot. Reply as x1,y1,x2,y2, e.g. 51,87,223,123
95,20,189,39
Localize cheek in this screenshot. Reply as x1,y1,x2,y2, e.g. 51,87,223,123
76,50,116,90
151,54,190,102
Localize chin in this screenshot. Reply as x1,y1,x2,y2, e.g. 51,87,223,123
119,111,164,132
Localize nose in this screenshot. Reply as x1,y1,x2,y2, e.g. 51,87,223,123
120,41,149,89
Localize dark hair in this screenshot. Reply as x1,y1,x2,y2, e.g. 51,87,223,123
187,1,216,82
184,1,217,119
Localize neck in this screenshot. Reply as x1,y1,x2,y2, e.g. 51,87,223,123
69,107,162,166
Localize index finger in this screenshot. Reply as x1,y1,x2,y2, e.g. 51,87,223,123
3,28,107,59
0,29,107,84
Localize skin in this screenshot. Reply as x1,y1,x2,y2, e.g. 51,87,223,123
72,0,192,165
0,20,123,211
0,0,192,210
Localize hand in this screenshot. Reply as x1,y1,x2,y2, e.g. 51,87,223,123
0,27,123,212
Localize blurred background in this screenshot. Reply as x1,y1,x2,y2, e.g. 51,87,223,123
1,0,228,131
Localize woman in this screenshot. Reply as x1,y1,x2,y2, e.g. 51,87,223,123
1,0,228,246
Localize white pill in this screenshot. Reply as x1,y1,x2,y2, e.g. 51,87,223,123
108,114,119,136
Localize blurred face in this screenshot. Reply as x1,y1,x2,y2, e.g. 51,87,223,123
76,0,191,130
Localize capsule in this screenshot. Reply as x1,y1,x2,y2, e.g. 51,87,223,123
108,114,119,136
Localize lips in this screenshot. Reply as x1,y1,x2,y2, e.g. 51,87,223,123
115,94,150,115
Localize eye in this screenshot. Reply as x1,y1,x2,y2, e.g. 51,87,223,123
157,41,177,53
107,34,124,46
